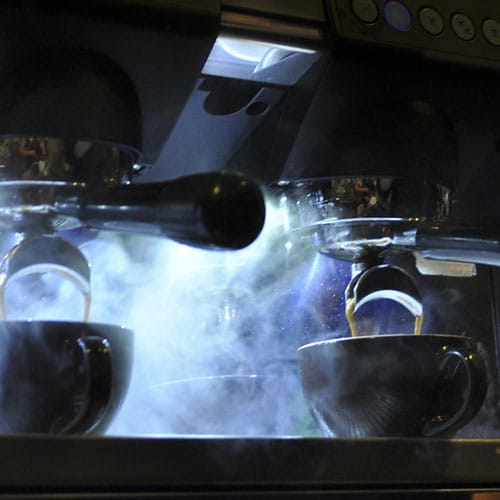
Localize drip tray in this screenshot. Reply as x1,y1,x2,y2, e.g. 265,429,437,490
0,436,498,492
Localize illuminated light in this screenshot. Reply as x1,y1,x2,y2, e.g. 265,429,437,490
203,34,319,86
213,185,221,195
216,36,315,62
303,253,321,289
384,0,412,32
263,197,285,228
284,241,293,250
217,37,268,62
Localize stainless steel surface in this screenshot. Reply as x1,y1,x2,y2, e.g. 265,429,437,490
0,181,83,233
0,137,136,186
274,177,450,262
274,177,500,267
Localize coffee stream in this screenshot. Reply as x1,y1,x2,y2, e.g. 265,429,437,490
345,297,359,337
414,313,424,335
345,297,424,337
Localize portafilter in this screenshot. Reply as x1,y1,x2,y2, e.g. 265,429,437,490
0,137,265,251
274,176,500,269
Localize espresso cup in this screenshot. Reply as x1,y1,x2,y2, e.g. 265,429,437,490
0,321,133,434
298,334,488,437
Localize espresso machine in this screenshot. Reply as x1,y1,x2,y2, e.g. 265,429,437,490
1,0,500,498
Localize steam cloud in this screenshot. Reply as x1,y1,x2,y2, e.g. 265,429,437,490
3,197,330,436
3,196,497,436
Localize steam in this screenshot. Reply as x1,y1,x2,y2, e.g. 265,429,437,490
102,198,328,436
3,196,326,436
4,195,496,437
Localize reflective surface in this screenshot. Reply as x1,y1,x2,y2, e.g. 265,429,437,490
0,172,266,250
274,177,451,262
0,137,137,185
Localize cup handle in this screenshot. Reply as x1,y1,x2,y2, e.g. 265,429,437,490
61,336,113,434
423,347,487,437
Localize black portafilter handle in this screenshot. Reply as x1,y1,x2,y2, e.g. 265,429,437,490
57,172,266,250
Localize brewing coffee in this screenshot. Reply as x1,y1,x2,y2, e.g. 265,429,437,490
298,334,487,437
0,236,134,434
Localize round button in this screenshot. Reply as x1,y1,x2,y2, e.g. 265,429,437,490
483,18,500,46
419,7,444,36
451,13,475,41
384,1,412,32
351,0,378,24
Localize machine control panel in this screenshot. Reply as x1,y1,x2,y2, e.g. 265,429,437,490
329,0,500,67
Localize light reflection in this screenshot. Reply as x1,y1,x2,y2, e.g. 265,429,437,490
202,34,319,85
216,36,316,62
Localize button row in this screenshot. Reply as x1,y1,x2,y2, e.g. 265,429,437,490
419,7,443,36
350,0,500,46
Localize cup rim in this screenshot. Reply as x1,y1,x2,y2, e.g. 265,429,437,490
0,319,133,333
297,333,475,351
